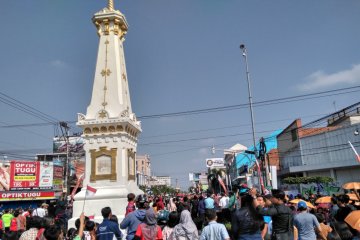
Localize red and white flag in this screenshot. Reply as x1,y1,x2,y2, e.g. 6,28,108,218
348,141,360,163
86,185,97,198
218,175,228,194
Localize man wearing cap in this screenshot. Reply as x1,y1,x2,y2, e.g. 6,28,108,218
250,188,294,240
293,201,326,240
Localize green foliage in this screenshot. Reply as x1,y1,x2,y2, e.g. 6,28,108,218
283,176,334,185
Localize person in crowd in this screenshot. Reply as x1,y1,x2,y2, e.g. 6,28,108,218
2,231,19,240
33,203,46,218
2,209,14,232
256,195,272,240
22,208,33,218
167,198,177,212
67,228,77,240
120,194,147,240
110,215,119,226
0,213,4,239
200,209,229,240
162,211,179,240
43,225,63,240
334,194,353,222
96,207,123,240
219,193,229,210
231,194,263,240
9,210,20,233
156,196,165,211
250,188,294,240
204,193,215,210
19,216,42,240
172,210,199,240
126,193,137,217
85,220,97,240
331,221,353,240
16,209,26,233
228,191,237,211
293,201,326,240
134,208,163,240
190,195,199,220
315,213,332,240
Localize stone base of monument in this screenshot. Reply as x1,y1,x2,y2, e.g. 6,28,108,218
68,182,143,229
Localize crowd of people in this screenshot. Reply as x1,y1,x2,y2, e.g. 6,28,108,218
0,188,359,240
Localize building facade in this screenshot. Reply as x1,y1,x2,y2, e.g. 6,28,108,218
278,106,360,189
136,155,151,186
149,176,171,187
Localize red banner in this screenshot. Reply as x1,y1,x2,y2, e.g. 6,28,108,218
10,162,40,189
0,191,55,201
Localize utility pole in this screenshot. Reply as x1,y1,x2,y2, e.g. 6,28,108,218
59,122,70,198
240,44,265,194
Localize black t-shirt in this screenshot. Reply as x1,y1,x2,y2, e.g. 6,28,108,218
257,204,293,234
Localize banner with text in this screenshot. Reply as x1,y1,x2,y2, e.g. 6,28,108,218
0,161,55,191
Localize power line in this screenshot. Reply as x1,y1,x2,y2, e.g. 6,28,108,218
0,92,59,124
137,85,360,119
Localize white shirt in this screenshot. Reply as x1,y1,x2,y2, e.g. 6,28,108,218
219,196,229,209
32,207,46,217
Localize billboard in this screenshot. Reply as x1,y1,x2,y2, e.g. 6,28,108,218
0,161,58,191
53,136,85,185
205,158,225,168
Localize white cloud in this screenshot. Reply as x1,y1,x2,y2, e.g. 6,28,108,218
297,64,360,91
50,59,67,68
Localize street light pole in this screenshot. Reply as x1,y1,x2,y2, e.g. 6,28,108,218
239,44,264,194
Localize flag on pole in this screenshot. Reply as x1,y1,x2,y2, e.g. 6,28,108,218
86,185,97,198
71,174,84,200
218,175,228,194
348,141,360,163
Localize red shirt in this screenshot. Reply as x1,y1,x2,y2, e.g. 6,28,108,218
125,201,136,217
135,223,162,240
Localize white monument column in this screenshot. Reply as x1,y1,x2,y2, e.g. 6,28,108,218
70,0,142,224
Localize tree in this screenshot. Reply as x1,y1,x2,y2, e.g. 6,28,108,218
283,176,334,185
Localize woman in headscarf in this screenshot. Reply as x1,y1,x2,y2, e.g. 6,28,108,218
162,211,179,240
134,208,163,240
172,210,199,240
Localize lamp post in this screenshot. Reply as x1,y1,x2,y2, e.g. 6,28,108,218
239,44,265,194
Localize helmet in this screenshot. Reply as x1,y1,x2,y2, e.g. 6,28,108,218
157,210,169,222
136,194,147,208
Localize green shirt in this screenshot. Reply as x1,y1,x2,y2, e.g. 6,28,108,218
2,213,14,227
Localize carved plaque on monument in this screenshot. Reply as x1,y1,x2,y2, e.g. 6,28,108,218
128,149,135,180
90,147,117,182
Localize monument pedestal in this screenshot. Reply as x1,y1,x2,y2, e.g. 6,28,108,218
68,182,142,228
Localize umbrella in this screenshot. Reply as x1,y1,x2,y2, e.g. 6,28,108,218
315,196,332,204
317,203,331,209
289,199,315,208
344,210,360,231
342,182,360,189
347,193,360,201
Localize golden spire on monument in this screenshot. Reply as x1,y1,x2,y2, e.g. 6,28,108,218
107,0,114,11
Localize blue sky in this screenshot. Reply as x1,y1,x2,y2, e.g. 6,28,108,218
0,1,359,189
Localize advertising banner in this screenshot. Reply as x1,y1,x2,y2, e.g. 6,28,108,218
53,166,64,191
0,191,55,201
0,161,54,191
205,158,225,168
